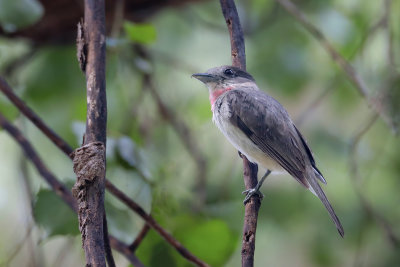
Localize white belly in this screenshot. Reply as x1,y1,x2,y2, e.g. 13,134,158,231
213,113,283,172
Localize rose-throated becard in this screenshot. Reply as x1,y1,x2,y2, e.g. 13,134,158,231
192,65,344,237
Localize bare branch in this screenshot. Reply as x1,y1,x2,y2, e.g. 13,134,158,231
240,157,260,267
108,236,147,267
72,0,109,266
0,113,76,211
0,77,74,155
129,224,151,252
82,1,107,145
219,0,246,70
219,1,261,266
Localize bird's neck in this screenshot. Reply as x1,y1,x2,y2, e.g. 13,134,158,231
209,87,232,111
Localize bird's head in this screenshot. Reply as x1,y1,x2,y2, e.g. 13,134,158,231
192,66,256,109
192,65,255,90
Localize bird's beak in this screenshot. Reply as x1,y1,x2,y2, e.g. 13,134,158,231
191,73,218,83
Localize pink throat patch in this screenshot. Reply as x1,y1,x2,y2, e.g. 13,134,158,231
210,87,232,110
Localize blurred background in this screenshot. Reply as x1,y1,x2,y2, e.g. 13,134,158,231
0,0,399,266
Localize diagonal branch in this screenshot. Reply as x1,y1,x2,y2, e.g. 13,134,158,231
0,78,74,155
275,0,394,129
275,0,368,98
219,1,261,267
0,113,77,210
0,76,209,266
128,224,151,252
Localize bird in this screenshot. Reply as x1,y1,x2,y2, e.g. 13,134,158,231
192,65,344,237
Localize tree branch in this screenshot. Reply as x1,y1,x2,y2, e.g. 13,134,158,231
219,0,246,70
0,76,208,266
129,224,151,252
73,0,110,266
219,1,260,266
0,77,74,155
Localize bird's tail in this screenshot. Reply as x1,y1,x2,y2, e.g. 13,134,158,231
306,168,344,237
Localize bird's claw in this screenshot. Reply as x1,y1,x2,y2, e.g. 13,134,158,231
242,188,264,204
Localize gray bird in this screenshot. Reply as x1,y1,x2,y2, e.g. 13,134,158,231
192,65,344,237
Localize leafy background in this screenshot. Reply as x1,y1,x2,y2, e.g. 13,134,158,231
0,0,399,266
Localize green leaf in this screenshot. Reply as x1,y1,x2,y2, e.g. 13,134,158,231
174,217,237,267
107,136,152,181
123,21,157,44
0,96,18,122
136,231,180,267
33,189,79,237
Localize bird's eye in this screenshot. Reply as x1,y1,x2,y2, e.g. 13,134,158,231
224,68,234,76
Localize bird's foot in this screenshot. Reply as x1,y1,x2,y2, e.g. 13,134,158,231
241,170,271,205
242,188,264,204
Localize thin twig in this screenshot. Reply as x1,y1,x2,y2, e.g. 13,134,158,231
349,114,400,248
0,76,209,266
0,113,77,210
106,181,209,267
219,1,261,266
108,236,146,267
0,77,74,155
129,224,151,252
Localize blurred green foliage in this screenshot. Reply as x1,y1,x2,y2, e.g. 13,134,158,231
0,0,399,266
124,22,157,45
0,0,43,32
33,189,79,237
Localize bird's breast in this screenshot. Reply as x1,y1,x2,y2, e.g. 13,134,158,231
212,110,283,171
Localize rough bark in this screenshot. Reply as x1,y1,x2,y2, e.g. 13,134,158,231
72,0,108,266
72,143,107,267
219,1,261,266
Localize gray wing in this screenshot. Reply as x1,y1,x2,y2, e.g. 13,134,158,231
219,89,314,187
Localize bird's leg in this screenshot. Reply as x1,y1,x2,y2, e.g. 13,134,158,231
242,169,271,204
